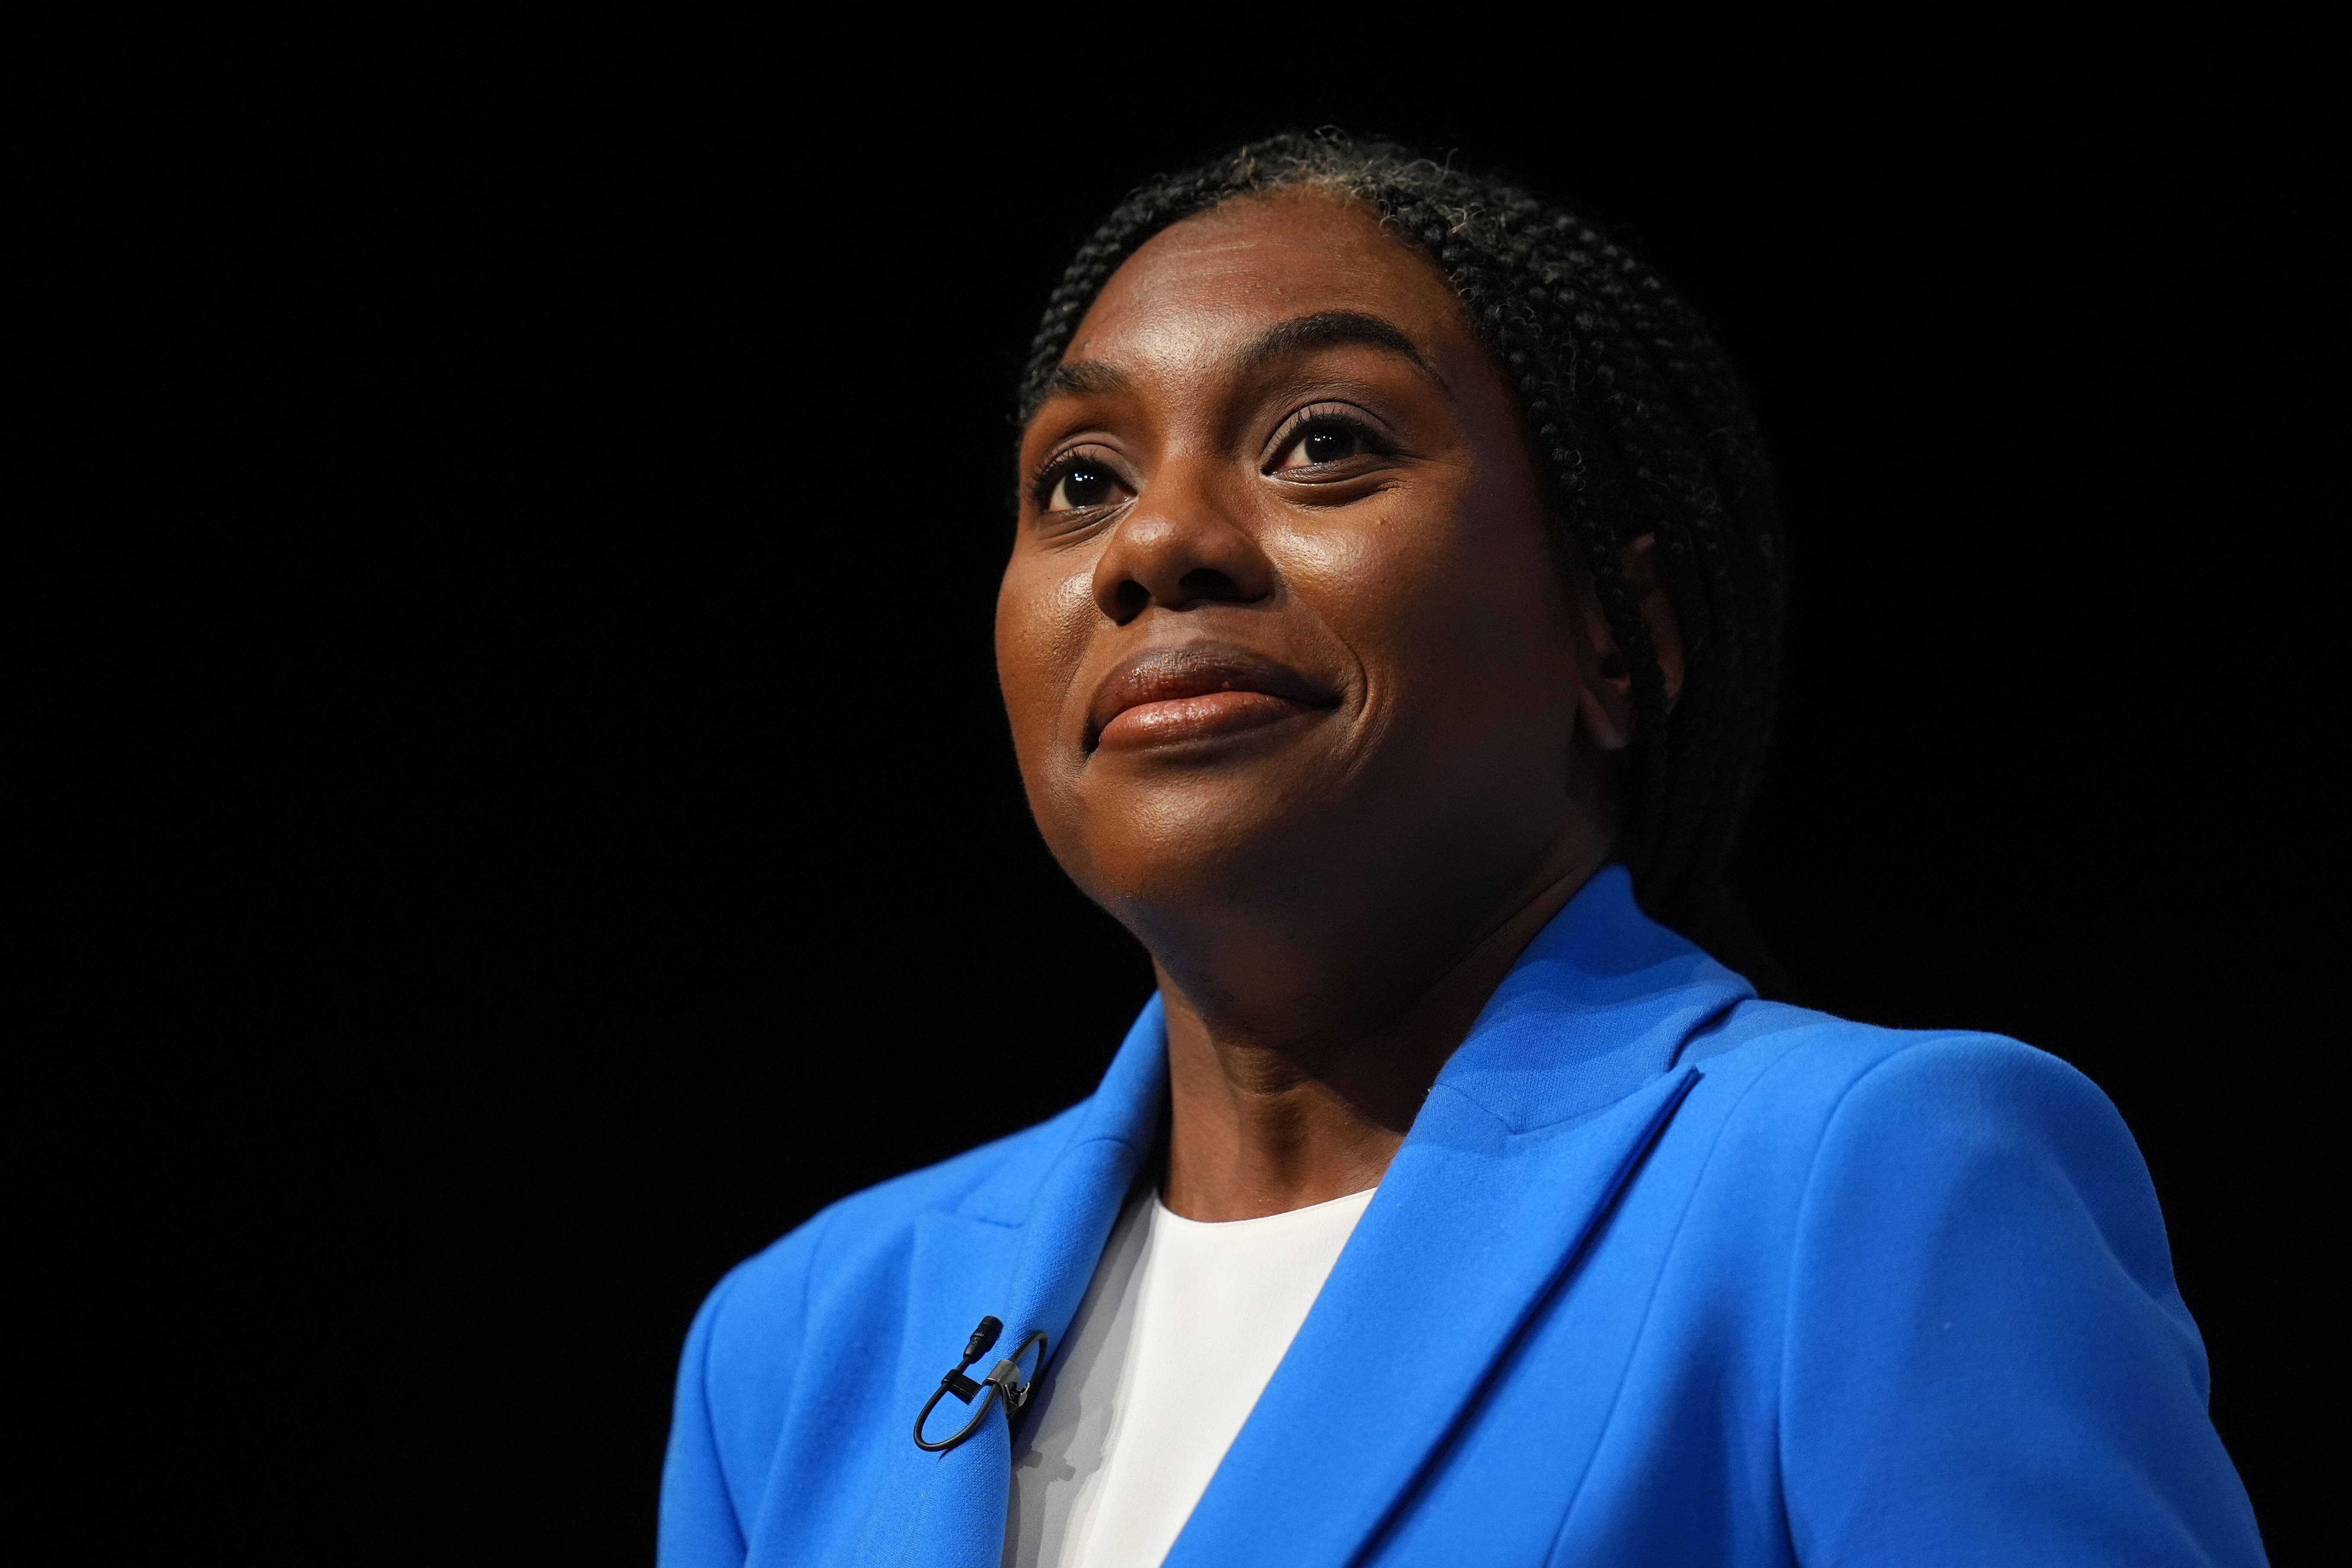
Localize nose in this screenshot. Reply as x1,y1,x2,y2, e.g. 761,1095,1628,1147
1089,466,1276,626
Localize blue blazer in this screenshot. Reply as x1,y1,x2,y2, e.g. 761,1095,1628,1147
661,869,2264,1566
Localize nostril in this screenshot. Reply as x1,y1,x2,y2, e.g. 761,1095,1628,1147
1112,580,1152,624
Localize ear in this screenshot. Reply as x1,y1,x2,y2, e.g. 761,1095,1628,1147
1574,533,1687,752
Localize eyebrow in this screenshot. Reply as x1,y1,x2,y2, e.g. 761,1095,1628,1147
1039,358,1133,404
1235,310,1446,390
1035,309,1448,416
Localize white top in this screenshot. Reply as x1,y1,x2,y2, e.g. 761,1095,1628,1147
1003,1183,1375,1568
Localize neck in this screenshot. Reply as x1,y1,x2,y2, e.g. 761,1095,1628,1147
1152,839,1608,1221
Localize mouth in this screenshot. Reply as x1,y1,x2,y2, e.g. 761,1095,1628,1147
1086,642,1337,755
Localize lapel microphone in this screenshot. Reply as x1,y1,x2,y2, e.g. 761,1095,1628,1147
913,1314,1050,1452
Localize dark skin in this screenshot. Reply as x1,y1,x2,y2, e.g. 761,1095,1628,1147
998,191,1684,1222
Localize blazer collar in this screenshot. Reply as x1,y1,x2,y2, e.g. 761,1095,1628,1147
1434,864,1752,1131
1164,865,1751,1567
854,999,1167,1568
861,868,1746,1568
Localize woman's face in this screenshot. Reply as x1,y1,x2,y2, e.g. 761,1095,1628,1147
997,190,1619,957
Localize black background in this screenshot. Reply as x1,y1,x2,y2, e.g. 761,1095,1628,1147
65,43,2331,1565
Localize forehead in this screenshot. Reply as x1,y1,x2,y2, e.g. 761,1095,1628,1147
1066,190,1471,370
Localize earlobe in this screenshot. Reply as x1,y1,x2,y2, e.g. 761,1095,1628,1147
1574,533,1685,752
1577,666,1638,753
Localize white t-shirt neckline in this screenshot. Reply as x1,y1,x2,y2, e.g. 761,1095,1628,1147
1148,1183,1378,1231
1004,1182,1377,1568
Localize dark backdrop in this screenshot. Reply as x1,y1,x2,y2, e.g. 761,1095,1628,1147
86,53,2329,1565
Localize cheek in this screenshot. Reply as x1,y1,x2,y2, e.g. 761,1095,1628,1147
994,553,1100,766
1276,492,1579,723
1298,491,1571,649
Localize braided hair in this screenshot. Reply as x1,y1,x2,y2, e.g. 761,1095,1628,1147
1018,133,1786,983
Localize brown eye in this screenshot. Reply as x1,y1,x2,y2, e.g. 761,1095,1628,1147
1302,428,1358,463
1047,461,1126,512
1273,421,1369,471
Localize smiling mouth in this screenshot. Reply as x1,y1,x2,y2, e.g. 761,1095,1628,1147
1087,643,1337,755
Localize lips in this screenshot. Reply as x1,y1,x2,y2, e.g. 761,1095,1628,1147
1086,643,1336,754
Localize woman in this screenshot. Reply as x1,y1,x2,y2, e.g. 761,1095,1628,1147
660,137,2263,1566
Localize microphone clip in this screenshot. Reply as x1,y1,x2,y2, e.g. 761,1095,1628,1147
912,1314,1050,1452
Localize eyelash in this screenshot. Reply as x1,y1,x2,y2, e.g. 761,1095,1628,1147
1266,405,1389,469
1025,405,1394,511
1028,447,1123,511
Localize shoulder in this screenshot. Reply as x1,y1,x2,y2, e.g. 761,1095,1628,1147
1668,1015,2258,1561
664,1101,1094,1544
1671,1000,2188,1343
1683,998,2095,1111
697,1099,1092,1362
1668,1002,2175,1294
1680,1002,2134,1173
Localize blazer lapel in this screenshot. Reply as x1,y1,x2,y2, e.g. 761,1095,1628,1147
1163,868,1750,1568
856,996,1168,1568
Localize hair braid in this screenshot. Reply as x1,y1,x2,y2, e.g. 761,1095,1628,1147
1015,133,1787,985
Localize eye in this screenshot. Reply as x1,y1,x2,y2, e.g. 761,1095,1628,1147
1045,460,1129,513
1271,419,1372,472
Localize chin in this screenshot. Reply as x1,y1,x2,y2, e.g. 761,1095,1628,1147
1057,776,1350,919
